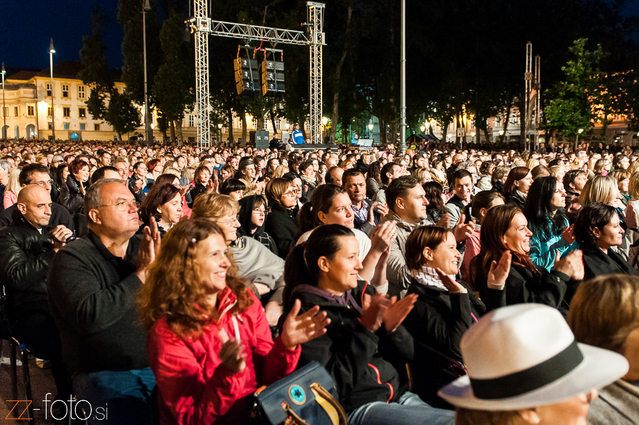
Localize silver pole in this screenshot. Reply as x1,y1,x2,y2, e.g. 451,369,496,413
399,0,406,154
49,39,55,141
1,63,5,140
143,0,152,147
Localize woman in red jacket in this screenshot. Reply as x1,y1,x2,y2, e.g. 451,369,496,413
138,219,329,424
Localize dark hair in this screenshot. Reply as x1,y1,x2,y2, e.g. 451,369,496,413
133,161,146,172
325,167,342,185
69,158,90,175
139,184,181,226
405,226,452,271
342,169,364,186
155,173,181,187
503,167,530,195
19,163,50,186
55,163,69,187
283,224,355,309
219,178,246,195
298,184,347,234
471,204,539,290
523,177,568,239
423,181,445,212
564,169,587,193
381,162,399,186
471,190,504,218
367,161,383,185
573,202,617,246
193,165,210,184
147,159,160,172
299,160,314,174
387,175,420,213
237,194,268,237
91,166,119,183
451,169,472,186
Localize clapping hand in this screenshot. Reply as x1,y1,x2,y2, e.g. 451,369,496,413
553,249,584,280
136,217,162,283
280,300,330,350
487,250,511,288
561,224,575,244
382,294,417,332
434,268,467,294
218,329,246,373
454,214,476,242
360,293,389,332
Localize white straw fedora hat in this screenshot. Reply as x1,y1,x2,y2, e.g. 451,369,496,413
438,303,628,410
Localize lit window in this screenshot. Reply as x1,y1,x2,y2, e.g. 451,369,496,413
78,108,86,118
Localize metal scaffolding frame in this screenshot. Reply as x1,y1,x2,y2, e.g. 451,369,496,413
524,42,541,151
191,1,325,150
194,0,211,149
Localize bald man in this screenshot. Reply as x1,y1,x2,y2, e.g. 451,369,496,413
0,185,73,399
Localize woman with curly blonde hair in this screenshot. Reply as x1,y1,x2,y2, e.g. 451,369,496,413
138,219,329,424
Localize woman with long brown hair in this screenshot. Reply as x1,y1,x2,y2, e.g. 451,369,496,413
138,219,329,424
503,166,532,210
471,204,584,312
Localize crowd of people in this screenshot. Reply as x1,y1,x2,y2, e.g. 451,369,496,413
0,137,637,425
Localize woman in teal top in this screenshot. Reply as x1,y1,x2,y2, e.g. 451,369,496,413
523,176,578,271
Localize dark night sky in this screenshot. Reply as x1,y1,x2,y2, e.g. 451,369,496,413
3,0,639,73
1,1,123,71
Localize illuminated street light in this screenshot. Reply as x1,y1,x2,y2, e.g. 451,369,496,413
1,63,6,140
49,39,55,140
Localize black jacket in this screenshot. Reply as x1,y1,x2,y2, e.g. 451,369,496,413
59,175,86,217
187,183,207,208
0,202,74,232
0,215,57,319
404,278,486,408
238,195,278,255
264,204,298,259
581,243,637,282
404,278,485,362
480,262,572,314
47,231,148,373
289,281,413,413
505,192,526,210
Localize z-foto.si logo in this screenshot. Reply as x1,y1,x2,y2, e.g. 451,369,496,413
5,400,32,420
6,394,109,421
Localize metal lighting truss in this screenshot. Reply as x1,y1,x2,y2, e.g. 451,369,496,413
191,1,325,149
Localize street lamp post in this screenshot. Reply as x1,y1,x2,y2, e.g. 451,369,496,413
1,63,6,141
368,123,374,140
49,39,55,141
399,0,407,154
218,123,223,141
143,0,152,148
575,128,583,151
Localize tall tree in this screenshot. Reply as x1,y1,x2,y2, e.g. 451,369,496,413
543,39,606,148
153,10,195,145
80,8,141,141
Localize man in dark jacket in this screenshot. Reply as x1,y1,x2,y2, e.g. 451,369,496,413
47,179,160,425
0,185,74,399
343,169,387,235
0,164,75,230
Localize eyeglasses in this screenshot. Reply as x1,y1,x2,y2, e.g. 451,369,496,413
252,208,266,215
34,179,53,187
99,199,140,211
283,190,297,197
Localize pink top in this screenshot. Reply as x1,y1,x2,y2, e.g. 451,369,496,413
3,190,17,209
461,228,481,285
